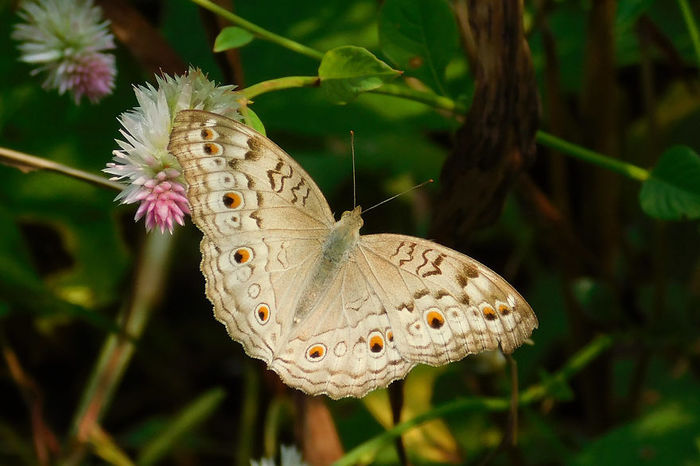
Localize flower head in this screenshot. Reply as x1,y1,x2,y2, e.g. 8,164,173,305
12,0,116,103
105,68,241,233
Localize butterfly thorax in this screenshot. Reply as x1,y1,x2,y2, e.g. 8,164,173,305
322,206,363,264
289,207,363,326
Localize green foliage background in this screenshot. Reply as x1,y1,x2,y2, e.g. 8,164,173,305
0,0,699,465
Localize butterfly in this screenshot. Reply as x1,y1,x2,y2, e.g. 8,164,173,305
168,110,538,399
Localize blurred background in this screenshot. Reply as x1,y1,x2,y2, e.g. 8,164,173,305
0,0,699,465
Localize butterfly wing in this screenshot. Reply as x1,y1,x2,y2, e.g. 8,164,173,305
355,234,538,365
168,110,335,364
268,259,415,399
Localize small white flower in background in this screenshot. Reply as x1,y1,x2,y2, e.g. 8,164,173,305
105,68,241,234
12,0,116,104
251,445,309,466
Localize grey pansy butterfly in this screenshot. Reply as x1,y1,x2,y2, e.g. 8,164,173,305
168,110,538,399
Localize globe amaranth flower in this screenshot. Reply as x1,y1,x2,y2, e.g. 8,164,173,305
12,0,116,104
105,68,242,234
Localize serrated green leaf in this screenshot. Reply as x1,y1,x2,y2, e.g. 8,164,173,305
378,0,458,95
318,46,401,104
639,145,700,220
213,26,254,52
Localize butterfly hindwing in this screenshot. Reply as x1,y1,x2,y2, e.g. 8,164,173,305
269,260,414,399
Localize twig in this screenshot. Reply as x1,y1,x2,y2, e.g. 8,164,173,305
0,146,123,192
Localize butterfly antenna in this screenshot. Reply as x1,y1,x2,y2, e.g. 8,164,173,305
363,179,434,214
351,130,357,208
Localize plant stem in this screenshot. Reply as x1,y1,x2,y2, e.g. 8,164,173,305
61,233,174,466
191,0,650,185
334,335,613,466
188,0,324,60
0,147,123,192
678,0,700,68
240,76,320,100
368,83,468,114
536,131,650,181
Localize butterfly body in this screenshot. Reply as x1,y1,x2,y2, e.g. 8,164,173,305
168,110,538,399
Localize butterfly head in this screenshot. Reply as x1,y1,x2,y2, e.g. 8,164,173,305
339,206,364,230
324,206,363,262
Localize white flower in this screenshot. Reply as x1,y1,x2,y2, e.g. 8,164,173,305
12,0,116,103
105,68,241,233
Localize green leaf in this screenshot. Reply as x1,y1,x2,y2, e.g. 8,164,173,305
639,145,700,220
213,26,254,52
378,0,459,95
318,46,401,104
242,107,266,136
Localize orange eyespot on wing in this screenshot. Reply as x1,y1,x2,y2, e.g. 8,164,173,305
203,142,222,155
254,303,270,324
222,192,243,209
426,309,445,329
369,334,384,353
306,344,327,361
200,128,214,140
386,330,394,342
233,248,252,264
498,304,511,316
482,306,497,321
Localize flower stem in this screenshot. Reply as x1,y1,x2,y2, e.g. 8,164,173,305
188,0,324,61
61,233,174,466
334,335,613,466
678,0,700,68
536,131,650,181
240,76,320,100
0,146,123,192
